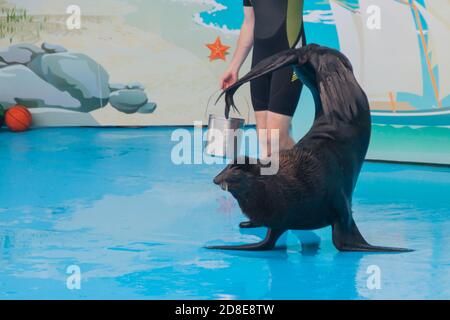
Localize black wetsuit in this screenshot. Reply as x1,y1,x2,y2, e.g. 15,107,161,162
244,0,306,117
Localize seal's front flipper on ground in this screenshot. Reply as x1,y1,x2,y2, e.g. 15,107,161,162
332,219,413,253
206,229,285,251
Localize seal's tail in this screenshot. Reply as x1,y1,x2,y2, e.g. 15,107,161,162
216,49,299,118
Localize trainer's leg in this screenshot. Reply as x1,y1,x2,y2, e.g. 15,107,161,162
266,64,303,153
266,111,295,153
254,110,269,158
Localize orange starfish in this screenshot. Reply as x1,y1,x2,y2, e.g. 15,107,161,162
206,37,230,61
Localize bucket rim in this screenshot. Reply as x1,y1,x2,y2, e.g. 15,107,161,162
208,114,245,122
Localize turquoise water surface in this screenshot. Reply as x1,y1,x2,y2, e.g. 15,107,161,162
0,127,448,299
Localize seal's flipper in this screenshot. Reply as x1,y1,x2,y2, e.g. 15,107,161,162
332,219,413,253
239,221,261,229
206,228,285,251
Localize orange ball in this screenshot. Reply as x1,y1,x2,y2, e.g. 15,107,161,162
5,105,32,132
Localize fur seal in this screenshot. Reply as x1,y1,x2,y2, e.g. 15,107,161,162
208,44,412,252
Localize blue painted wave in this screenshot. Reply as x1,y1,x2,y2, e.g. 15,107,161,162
197,0,334,33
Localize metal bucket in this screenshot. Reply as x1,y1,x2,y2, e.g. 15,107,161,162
205,114,245,159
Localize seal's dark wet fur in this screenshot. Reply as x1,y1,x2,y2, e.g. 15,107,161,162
209,44,412,252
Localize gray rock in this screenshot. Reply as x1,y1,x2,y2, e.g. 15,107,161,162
17,43,43,55
41,42,67,54
137,102,157,114
0,65,81,109
126,82,145,90
28,52,110,112
109,83,127,92
109,89,148,114
0,43,44,64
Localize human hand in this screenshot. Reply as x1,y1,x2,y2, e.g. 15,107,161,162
220,68,239,90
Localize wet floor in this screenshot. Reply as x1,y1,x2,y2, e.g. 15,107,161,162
0,127,448,299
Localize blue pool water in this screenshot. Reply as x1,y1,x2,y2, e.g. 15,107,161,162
0,127,449,300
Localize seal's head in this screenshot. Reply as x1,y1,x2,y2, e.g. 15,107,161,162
213,164,245,192
214,157,263,197
213,158,259,195
213,157,270,222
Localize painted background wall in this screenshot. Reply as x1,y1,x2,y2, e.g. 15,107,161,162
0,0,449,164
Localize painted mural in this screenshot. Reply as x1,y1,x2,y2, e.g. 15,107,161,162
0,0,449,164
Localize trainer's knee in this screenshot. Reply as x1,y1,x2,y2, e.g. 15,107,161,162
267,128,292,151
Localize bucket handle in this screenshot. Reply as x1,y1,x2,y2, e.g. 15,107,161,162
204,89,250,124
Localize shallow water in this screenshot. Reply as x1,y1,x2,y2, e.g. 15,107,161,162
0,127,448,299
